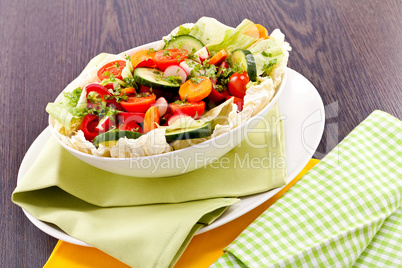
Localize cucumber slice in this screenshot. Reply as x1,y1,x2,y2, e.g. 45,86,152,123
164,35,204,53
165,122,212,142
229,49,257,82
93,130,142,147
134,68,180,92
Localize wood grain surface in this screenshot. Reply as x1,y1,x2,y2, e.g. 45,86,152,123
1,0,401,267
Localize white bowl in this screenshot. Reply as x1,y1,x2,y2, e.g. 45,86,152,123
49,41,287,177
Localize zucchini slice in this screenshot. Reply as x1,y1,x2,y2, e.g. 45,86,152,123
93,130,142,147
165,122,212,142
163,35,204,53
133,67,180,92
228,49,257,81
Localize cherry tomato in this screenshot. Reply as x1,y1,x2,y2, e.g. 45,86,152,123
154,49,188,71
80,114,100,141
228,71,249,99
169,101,205,119
131,50,156,69
97,60,126,81
120,93,156,113
208,79,229,104
226,96,244,111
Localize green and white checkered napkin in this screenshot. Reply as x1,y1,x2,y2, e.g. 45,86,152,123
213,110,402,268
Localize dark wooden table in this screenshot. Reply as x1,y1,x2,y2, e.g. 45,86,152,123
1,0,401,267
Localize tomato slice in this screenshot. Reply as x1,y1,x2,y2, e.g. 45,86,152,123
228,71,249,99
119,121,143,133
118,112,145,124
97,60,126,81
169,101,205,119
131,50,156,69
154,49,188,71
120,93,156,113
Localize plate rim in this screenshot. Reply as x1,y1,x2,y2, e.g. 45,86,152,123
198,68,325,233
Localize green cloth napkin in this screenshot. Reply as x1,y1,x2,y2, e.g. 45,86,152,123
213,110,402,267
13,105,286,268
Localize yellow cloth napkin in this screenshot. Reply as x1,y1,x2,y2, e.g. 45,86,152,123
44,159,319,268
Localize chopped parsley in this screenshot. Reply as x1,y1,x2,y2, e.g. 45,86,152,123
173,96,188,105
215,84,227,93
217,63,244,85
203,61,217,79
190,63,202,77
262,58,278,76
87,91,102,104
88,101,120,118
163,50,171,56
190,76,203,84
102,71,116,82
165,75,182,85
122,77,138,90
62,87,82,107
124,54,131,61
187,53,198,61
261,51,273,57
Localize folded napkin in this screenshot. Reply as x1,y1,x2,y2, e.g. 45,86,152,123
43,160,320,268
213,110,402,267
13,104,286,268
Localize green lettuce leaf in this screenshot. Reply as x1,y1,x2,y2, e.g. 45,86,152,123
176,25,192,36
47,87,87,134
248,38,285,76
46,103,83,134
189,17,258,54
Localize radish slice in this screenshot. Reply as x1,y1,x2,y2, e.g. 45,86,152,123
195,46,209,63
154,97,168,116
179,60,197,76
163,65,187,84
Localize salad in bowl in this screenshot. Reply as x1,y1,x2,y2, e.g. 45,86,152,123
47,17,291,161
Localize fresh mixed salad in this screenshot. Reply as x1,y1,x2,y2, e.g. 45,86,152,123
47,17,291,158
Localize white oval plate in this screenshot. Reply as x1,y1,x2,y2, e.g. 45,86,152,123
18,68,325,245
